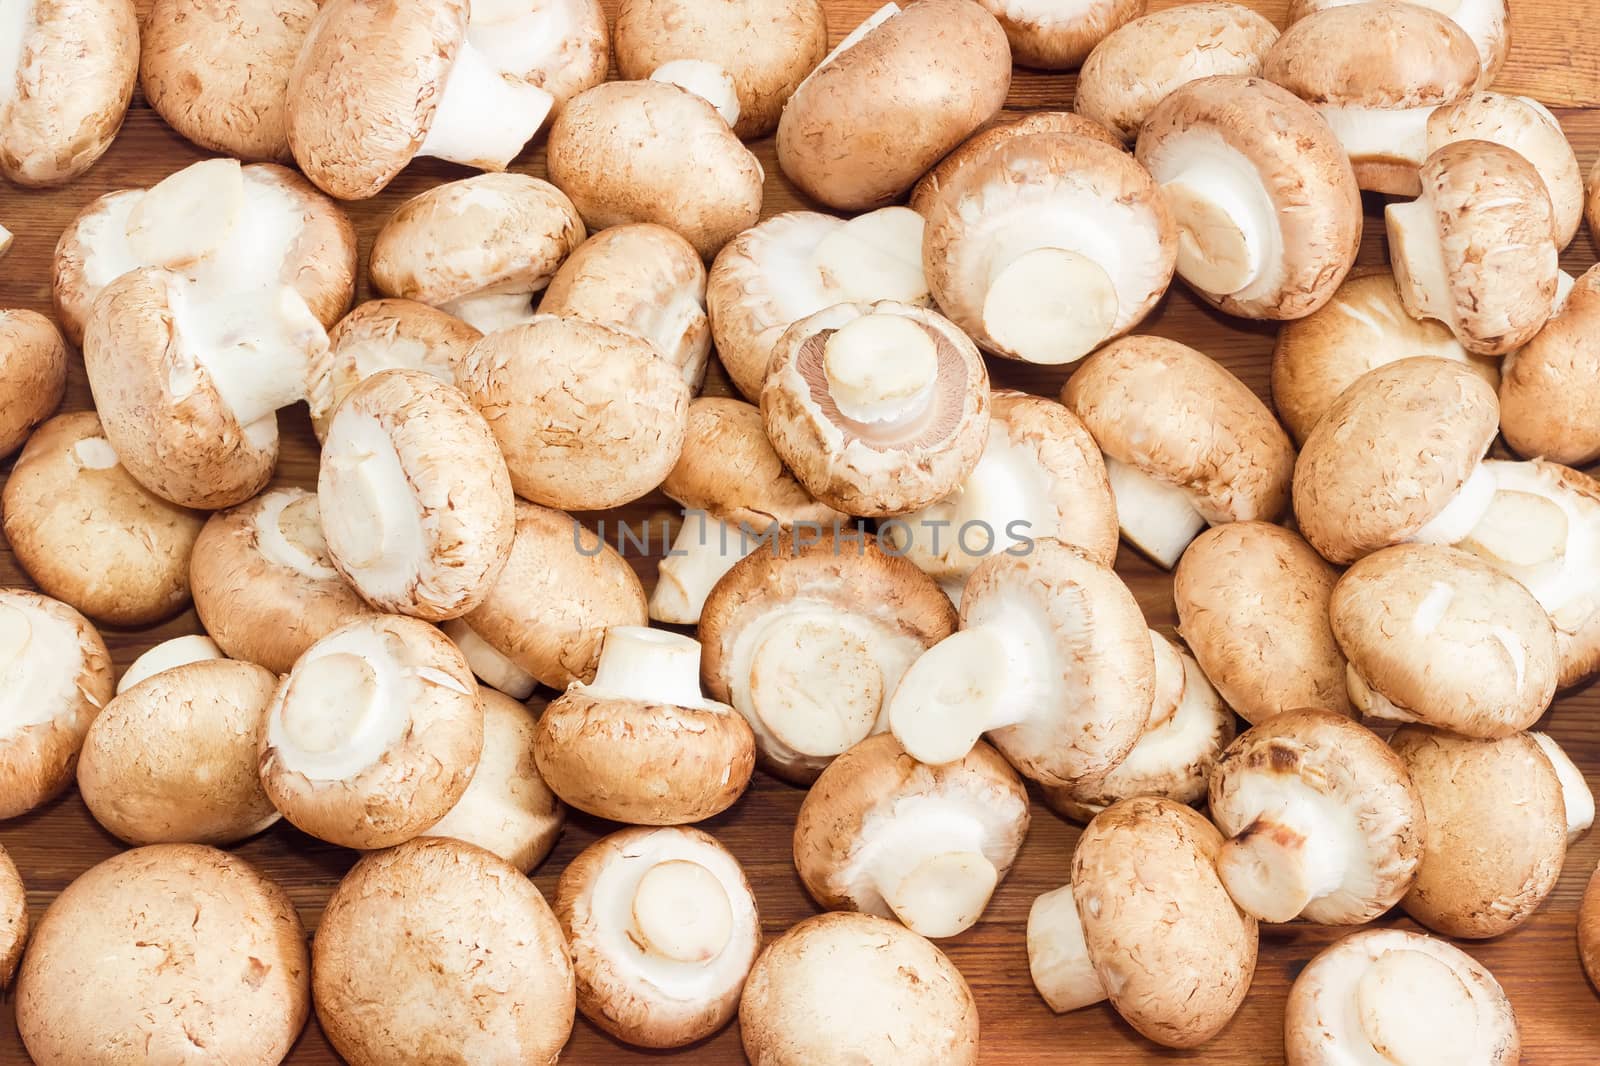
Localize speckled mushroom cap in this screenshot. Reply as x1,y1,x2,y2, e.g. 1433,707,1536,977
0,590,112,820
1292,357,1500,564
794,733,1029,939
1075,2,1280,143
909,111,1124,216
1501,266,1600,466
0,309,66,460
1332,543,1558,738
1390,726,1568,939
1174,522,1352,723
77,659,281,846
0,846,23,989
1288,0,1509,89
259,614,485,850
1589,158,1600,245
556,826,761,1048
975,0,1143,70
15,845,309,1066
313,838,574,1066
1285,928,1520,1066
481,0,611,112
0,0,137,186
1582,866,1600,990
739,911,980,1066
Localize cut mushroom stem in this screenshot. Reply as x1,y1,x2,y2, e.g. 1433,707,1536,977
811,207,928,305
631,859,734,963
888,628,1023,766
116,635,224,695
441,618,537,700
1216,794,1350,924
1530,732,1595,843
1104,456,1207,569
587,626,707,708
1027,885,1108,1013
175,283,322,427
438,291,540,334
822,314,938,424
650,60,741,128
416,44,554,170
747,612,884,757
267,625,411,780
867,814,999,939
1354,949,1479,1064
1407,462,1497,545
1162,158,1271,296
983,247,1118,365
649,519,758,626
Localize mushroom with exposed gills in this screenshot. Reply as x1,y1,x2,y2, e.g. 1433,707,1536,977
258,614,485,850
794,733,1029,939
974,0,1142,70
557,826,761,1048
0,309,66,460
532,626,755,825
1028,797,1257,1047
1583,866,1600,990
909,111,1123,215
0,846,22,989
1287,0,1509,89
115,634,224,695
888,538,1154,786
1500,266,1600,466
1285,928,1520,1066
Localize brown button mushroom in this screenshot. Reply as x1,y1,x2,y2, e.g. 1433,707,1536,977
1583,866,1600,990
740,911,980,1066
1500,265,1600,466
1028,797,1257,1048
1589,157,1600,244
1287,0,1509,89
794,733,1028,939
115,634,224,695
259,614,485,850
15,845,309,1066
313,838,574,1065
909,111,1124,216
0,309,65,460
557,826,761,1048
973,0,1142,70
0,845,22,990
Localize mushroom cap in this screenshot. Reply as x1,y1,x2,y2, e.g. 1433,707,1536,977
1582,865,1600,991
1500,265,1600,465
1285,927,1520,1066
1265,2,1480,109
1292,356,1499,564
739,911,980,1066
1287,0,1509,89
140,0,316,161
116,634,225,695
313,838,574,1066
0,0,138,186
1332,543,1558,738
1174,521,1352,723
614,0,828,138
0,309,67,460
974,0,1144,70
910,111,1123,216
467,0,609,113
15,844,308,1066
77,659,281,846
776,0,1011,211
1072,796,1258,1048
0,590,113,820
1390,726,1568,938
1074,2,1280,143
556,826,760,1048
0,845,23,989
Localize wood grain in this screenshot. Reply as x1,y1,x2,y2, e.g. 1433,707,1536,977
2,1,1599,1063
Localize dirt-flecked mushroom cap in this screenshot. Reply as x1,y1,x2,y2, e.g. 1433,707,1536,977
0,0,137,186
0,309,65,460
116,634,224,695
973,0,1142,70
1583,866,1600,990
740,911,980,1066
0,846,22,989
15,845,309,1066
1285,927,1520,1066
313,838,574,1066
910,111,1123,216
259,614,484,849
1391,726,1568,938
1500,266,1600,466
795,733,1028,939
557,826,760,1048
1288,0,1509,90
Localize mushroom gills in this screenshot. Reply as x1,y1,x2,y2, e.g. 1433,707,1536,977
583,626,713,709
1027,884,1108,1013
1353,950,1481,1066
1155,136,1281,298
266,626,413,780
1318,105,1436,169
1406,462,1498,546
983,247,1118,365
439,291,539,334
0,602,93,741
1102,456,1207,570
1530,732,1595,843
651,61,741,128
648,517,759,626
1217,782,1355,923
812,207,929,305
416,42,554,171
441,618,537,700
842,795,1000,938
116,635,224,695
821,313,939,425
888,626,1032,766
321,412,429,599
744,610,886,757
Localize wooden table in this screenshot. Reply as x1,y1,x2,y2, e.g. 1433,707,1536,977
2,1,1598,1062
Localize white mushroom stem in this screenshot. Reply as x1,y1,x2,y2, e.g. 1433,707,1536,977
1161,148,1275,297
1386,191,1454,330
1352,949,1481,1065
583,626,711,708
439,290,538,334
813,207,929,305
255,491,341,581
1027,885,1108,1013
796,2,899,93
1531,732,1595,843
417,42,554,170
266,626,419,780
984,246,1119,366
1319,105,1436,168
823,313,938,424
172,280,322,428
116,635,225,695
1407,462,1498,545
442,619,537,701
320,413,427,597
123,158,246,270
1345,665,1423,724
1103,456,1207,570
71,435,119,470
651,60,741,128
858,797,999,938
889,627,1030,766
0,603,102,742
1216,788,1354,923
648,518,759,626
746,611,885,757
1460,462,1600,629
630,860,734,962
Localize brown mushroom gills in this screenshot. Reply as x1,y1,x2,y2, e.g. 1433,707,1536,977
749,617,883,757
631,860,734,963
984,247,1118,365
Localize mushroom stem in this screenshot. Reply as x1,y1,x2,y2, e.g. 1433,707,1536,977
439,291,538,334
1354,950,1479,1065
1216,795,1351,923
442,619,537,700
0,222,11,258
116,635,225,695
1103,456,1207,569
1027,885,1109,1013
812,207,929,305
630,859,735,963
1162,155,1273,296
1530,733,1595,843
747,613,884,757
650,60,741,128
586,626,709,708
1386,193,1454,329
321,413,427,578
868,809,998,938
1345,664,1423,724
417,43,554,171
822,314,938,424
649,519,757,625
983,246,1118,365
888,627,1025,766
70,436,119,470
124,158,245,270
1318,105,1435,169
1408,462,1498,545
176,283,322,427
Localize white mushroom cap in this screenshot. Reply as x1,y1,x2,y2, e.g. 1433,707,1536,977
115,634,224,696
1287,0,1509,89
0,845,23,990
0,308,66,460
973,0,1142,70
1499,265,1600,466
1529,732,1594,844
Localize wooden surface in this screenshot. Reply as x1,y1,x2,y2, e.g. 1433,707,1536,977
3,0,1600,1062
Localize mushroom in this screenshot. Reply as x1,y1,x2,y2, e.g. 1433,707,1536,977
140,0,316,161
2,412,205,626
1027,797,1257,1048
455,315,690,510
775,0,1011,211
1331,543,1558,738
473,0,610,113
0,845,22,989
922,131,1176,365
1136,76,1362,319
0,590,112,820
887,538,1153,786
258,614,484,850
116,634,224,695
556,826,761,1048
793,733,1029,939
77,659,281,846
1174,522,1353,723
532,626,755,825
613,0,827,139
1583,865,1600,990
0,0,137,186
15,845,309,1066
1590,157,1600,244
1285,928,1520,1066
699,530,956,785
1263,2,1481,196
366,173,585,335
1207,709,1426,924
189,486,379,674
1500,265,1600,466
1390,726,1569,938
1074,2,1280,143
547,79,764,260
0,309,65,460
909,111,1123,215
973,0,1142,70
1063,335,1296,569
707,207,930,401
760,301,990,517
1386,141,1561,355
319,368,515,620
1287,0,1509,89
739,912,980,1066
313,838,574,1065
1529,732,1594,844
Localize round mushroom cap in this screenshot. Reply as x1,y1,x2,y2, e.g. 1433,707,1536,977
15,845,308,1066
1582,865,1600,990
1285,927,1520,1066
313,838,574,1066
739,911,979,1066
556,826,760,1048
1390,726,1568,939
476,0,610,111
1287,0,1509,89
0,309,66,460
0,845,23,989
910,111,1123,216
1500,265,1600,466
259,614,485,849
973,0,1142,70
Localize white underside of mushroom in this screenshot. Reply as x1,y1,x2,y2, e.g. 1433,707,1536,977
1317,104,1436,168
579,626,717,710
649,518,759,626
651,60,741,128
1102,456,1207,570
320,411,430,603
169,279,323,428
441,619,538,701
116,635,225,695
812,207,929,306
315,333,456,427
255,490,343,582
1406,462,1498,546
1217,775,1364,924
1386,191,1456,330
418,41,554,170
0,602,95,742
1345,665,1423,725
1027,884,1108,1014
466,0,577,89
440,290,539,334
1530,732,1594,843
